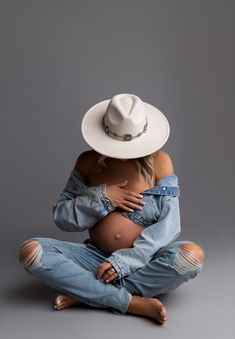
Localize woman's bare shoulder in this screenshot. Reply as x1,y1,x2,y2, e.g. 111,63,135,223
73,149,98,178
153,150,175,182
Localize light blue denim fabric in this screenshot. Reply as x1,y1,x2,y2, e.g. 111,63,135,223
20,236,203,315
20,168,204,315
52,169,182,279
106,175,181,278
22,237,133,314
120,175,180,226
52,168,117,232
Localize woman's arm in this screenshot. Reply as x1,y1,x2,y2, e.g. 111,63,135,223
52,150,146,232
104,151,181,279
105,192,181,279
52,151,116,232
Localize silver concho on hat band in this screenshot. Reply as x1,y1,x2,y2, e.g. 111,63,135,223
102,115,148,142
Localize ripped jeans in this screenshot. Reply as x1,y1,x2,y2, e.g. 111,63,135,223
19,237,204,314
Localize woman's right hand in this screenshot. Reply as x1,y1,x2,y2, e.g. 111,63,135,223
105,180,146,212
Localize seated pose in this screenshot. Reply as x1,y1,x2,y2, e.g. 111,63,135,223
18,93,205,325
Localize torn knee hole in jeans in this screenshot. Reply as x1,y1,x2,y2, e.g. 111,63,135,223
172,247,203,275
20,241,43,269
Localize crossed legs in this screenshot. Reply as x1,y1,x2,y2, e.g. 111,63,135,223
19,238,205,325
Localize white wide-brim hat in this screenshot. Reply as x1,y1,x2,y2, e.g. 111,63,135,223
81,93,170,159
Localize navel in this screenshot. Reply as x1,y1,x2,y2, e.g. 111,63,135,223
114,233,121,240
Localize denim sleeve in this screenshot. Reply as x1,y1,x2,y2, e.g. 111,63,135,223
52,169,117,232
105,195,181,279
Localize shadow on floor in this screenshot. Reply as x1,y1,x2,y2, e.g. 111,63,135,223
1,279,107,312
2,272,186,314
2,280,56,306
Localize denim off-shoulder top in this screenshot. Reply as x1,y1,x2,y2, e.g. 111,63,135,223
52,168,181,280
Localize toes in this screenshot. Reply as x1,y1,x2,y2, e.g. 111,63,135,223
59,302,68,310
159,310,167,323
156,315,165,324
160,305,167,319
158,318,166,325
157,312,167,324
54,294,68,310
54,301,67,310
54,295,64,306
54,293,81,311
153,300,167,324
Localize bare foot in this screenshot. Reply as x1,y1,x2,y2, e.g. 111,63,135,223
54,293,85,311
127,295,167,325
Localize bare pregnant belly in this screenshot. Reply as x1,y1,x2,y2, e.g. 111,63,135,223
88,211,145,255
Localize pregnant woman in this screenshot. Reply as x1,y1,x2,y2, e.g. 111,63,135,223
19,93,205,325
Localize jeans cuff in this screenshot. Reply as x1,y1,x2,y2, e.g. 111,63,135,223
105,255,129,279
98,184,117,212
111,291,132,315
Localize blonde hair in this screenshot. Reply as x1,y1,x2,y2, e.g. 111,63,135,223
97,152,156,186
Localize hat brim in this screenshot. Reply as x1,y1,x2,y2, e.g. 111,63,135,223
81,99,170,159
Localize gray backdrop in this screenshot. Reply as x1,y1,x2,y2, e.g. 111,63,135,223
1,1,234,339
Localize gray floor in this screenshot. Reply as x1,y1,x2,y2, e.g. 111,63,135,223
1,233,235,339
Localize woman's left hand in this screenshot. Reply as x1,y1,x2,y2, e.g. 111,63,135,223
96,261,118,283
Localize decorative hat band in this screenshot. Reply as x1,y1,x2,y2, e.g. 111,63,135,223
102,115,148,142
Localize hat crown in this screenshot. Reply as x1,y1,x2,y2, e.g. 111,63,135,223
81,92,170,159
103,93,148,141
